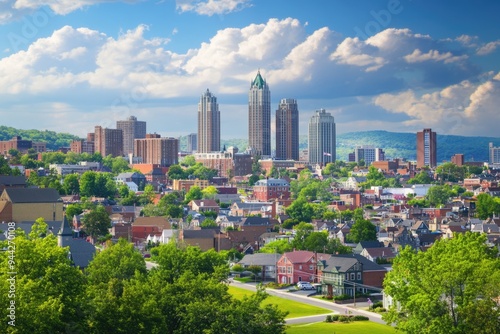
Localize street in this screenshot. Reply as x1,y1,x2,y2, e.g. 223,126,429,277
230,280,386,325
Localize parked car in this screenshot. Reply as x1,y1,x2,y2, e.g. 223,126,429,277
296,281,315,290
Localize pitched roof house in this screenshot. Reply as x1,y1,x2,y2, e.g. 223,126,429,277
0,188,63,223
277,250,331,284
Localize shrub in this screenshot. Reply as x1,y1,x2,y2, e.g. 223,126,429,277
325,315,333,323
333,294,351,301
372,301,383,309
353,315,369,321
330,315,339,321
338,315,352,323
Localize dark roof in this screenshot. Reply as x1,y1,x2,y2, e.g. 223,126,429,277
239,253,278,266
182,229,216,239
0,175,26,186
3,188,61,203
322,253,387,273
242,216,271,226
58,216,96,268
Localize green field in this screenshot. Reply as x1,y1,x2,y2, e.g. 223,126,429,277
228,285,332,319
287,321,396,334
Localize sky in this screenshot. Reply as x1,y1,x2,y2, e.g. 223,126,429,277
0,0,499,141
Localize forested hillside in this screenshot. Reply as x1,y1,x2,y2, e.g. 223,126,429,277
0,126,80,150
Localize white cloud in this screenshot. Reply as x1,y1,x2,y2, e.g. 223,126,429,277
176,0,251,16
373,73,500,136
404,49,468,64
476,40,500,55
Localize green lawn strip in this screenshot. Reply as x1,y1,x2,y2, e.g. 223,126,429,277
228,286,331,319
287,321,397,334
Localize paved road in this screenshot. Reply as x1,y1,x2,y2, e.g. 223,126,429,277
230,281,386,325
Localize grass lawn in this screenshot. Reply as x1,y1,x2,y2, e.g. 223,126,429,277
287,321,396,334
228,286,331,319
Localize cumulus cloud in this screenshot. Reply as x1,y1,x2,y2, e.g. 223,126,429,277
476,40,500,55
404,49,468,64
176,0,251,16
373,73,500,136
0,20,496,137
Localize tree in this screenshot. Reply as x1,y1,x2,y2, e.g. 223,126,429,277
200,218,217,228
185,185,203,203
426,184,452,207
81,205,111,243
247,264,262,281
63,173,80,195
0,222,85,333
347,218,377,243
407,170,433,184
202,185,218,199
476,193,500,219
383,232,500,334
167,164,186,180
258,239,293,254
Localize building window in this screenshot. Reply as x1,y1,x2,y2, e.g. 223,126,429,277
299,265,302,270
357,272,361,280
350,273,355,280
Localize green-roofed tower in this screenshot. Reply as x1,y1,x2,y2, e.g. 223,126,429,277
248,70,271,156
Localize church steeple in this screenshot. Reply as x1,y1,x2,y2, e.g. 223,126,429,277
58,215,73,247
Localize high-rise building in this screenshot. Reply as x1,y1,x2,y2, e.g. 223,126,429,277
276,98,299,161
489,143,500,164
116,116,146,156
134,134,178,167
187,133,197,153
308,109,336,165
248,70,271,157
451,153,464,166
197,89,220,153
416,128,437,168
349,146,385,165
94,126,123,157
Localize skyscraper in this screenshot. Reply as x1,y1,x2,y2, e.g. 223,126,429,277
248,70,271,157
197,89,220,153
276,98,299,161
116,116,146,156
308,109,336,165
489,142,500,164
417,128,437,168
187,133,197,153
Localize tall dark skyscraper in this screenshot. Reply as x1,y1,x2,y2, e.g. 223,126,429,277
197,89,220,153
417,128,437,168
308,109,336,165
276,98,299,160
248,70,271,157
116,116,146,156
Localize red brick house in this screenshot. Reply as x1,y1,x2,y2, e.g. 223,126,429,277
253,178,290,201
131,217,172,243
277,250,331,284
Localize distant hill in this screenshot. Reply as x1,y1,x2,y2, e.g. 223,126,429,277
0,126,81,151
197,130,499,163
334,130,499,163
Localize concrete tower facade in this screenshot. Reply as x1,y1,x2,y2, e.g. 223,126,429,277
197,89,220,153
248,70,271,157
276,98,299,161
308,109,336,165
116,116,146,156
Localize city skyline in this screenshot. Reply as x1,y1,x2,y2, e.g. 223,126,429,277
0,1,499,139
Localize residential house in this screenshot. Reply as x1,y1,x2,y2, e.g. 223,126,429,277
115,172,146,191
0,188,63,223
0,175,26,192
277,250,330,284
131,216,172,243
353,241,383,254
58,217,96,269
189,199,220,214
360,247,395,263
179,229,217,251
252,178,290,201
317,254,387,298
238,253,280,281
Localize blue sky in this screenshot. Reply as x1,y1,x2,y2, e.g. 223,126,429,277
0,0,499,141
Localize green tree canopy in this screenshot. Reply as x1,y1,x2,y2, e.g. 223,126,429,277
383,232,500,334
81,205,111,243
347,218,377,243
